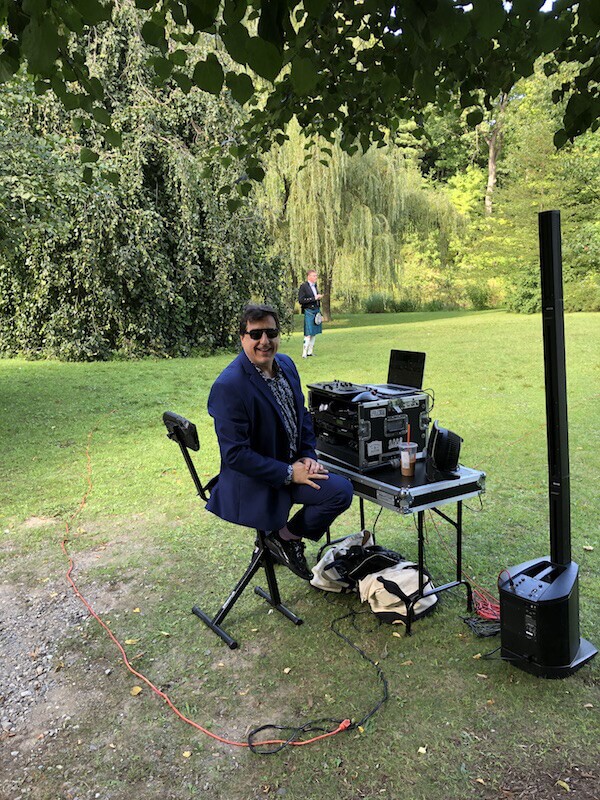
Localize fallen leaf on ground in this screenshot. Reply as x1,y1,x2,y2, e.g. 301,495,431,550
472,653,482,660
555,779,570,791
182,751,191,758
130,686,142,696
583,703,593,708
160,631,170,637
583,545,594,551
417,746,427,754
124,638,140,645
476,673,488,679
475,778,486,785
283,667,292,674
400,660,413,666
132,608,141,613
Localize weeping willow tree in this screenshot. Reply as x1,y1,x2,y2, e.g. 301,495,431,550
259,122,459,318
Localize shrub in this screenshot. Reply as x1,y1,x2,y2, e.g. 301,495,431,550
465,283,492,310
363,293,387,313
0,36,286,360
506,266,542,313
564,274,600,312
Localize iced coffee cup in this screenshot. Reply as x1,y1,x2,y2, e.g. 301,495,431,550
399,442,418,477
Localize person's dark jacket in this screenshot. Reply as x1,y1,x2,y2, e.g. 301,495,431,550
298,281,320,313
206,352,317,531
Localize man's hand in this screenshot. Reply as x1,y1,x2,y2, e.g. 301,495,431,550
292,458,329,489
315,293,324,300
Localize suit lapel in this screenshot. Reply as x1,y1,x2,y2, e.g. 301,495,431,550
277,355,304,425
238,352,288,431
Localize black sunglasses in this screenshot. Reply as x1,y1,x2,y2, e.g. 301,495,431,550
244,328,280,340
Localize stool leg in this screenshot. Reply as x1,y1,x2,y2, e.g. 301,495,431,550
192,532,303,648
254,532,303,626
192,543,264,649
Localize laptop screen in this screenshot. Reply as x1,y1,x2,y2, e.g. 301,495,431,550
387,349,426,389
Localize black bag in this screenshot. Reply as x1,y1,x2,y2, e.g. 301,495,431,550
327,545,405,589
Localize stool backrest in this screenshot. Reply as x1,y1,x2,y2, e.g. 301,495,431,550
163,411,199,450
162,411,211,501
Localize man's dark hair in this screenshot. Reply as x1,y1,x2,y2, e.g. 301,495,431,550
238,304,280,336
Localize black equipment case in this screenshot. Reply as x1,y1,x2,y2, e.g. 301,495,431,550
307,380,430,473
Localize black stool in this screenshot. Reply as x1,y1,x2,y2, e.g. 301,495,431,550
163,411,303,649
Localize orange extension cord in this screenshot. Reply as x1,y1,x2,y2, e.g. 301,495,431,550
61,418,351,751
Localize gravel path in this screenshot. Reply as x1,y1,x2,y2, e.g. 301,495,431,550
0,571,112,800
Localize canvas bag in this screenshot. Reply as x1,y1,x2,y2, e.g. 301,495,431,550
310,530,375,593
358,562,438,625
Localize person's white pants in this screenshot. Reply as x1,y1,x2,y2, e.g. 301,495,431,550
302,335,316,357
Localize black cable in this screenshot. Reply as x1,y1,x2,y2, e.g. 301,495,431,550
464,495,484,513
247,718,347,755
479,644,522,664
461,617,501,637
330,609,389,729
371,505,384,537
423,387,435,412
482,645,502,657
246,608,389,754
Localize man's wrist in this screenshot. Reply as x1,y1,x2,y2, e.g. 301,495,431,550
284,464,294,485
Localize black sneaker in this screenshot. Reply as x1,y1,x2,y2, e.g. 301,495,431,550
265,532,313,580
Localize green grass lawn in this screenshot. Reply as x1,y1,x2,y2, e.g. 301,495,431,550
1,310,599,800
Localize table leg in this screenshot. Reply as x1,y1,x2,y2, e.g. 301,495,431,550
456,501,463,583
432,503,473,614
418,510,425,597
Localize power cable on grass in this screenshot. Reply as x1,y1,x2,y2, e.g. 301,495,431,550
60,414,387,754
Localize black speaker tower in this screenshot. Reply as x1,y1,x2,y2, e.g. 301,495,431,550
498,211,597,678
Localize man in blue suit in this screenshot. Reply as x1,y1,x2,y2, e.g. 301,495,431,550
207,304,353,580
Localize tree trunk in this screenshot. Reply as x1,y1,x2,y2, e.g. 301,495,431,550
484,92,508,216
321,273,333,321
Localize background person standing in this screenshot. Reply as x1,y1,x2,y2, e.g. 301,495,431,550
298,269,324,358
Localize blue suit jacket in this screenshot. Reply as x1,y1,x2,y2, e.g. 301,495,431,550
206,351,317,531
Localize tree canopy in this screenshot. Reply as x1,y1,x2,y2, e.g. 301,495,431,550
1,0,598,180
